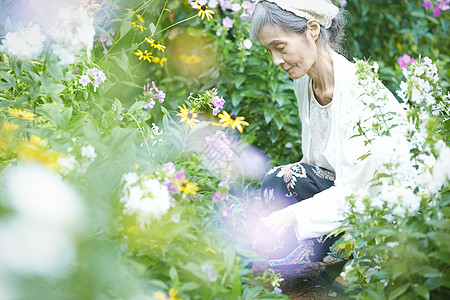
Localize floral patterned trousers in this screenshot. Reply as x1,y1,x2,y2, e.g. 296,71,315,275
260,162,343,268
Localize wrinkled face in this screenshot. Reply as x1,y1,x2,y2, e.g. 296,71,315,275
258,23,318,80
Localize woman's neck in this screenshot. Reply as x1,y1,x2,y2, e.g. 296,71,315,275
308,48,335,106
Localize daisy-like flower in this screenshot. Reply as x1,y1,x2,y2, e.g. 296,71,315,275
176,104,200,128
2,122,19,131
192,3,215,21
131,21,146,31
178,179,199,195
153,288,181,300
145,37,166,52
215,110,249,133
80,0,101,10
152,56,168,68
134,49,153,62
7,108,35,121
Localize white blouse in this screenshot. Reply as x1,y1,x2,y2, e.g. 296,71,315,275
290,51,406,240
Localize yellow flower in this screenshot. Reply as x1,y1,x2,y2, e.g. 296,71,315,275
80,0,100,10
215,110,249,133
169,288,181,300
192,3,215,21
178,179,199,195
179,54,202,64
131,21,146,31
18,143,61,171
134,49,153,62
127,226,137,234
131,163,140,170
134,13,144,23
145,37,166,52
153,291,170,300
8,108,35,120
2,122,19,131
30,135,44,147
152,56,168,68
176,104,200,129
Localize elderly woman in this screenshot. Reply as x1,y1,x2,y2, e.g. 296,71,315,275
249,0,405,280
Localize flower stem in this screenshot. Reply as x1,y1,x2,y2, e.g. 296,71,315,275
151,15,197,38
126,113,152,158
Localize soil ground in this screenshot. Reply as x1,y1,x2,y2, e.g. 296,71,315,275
252,261,351,300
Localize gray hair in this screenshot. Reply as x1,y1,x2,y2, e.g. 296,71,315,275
250,1,348,55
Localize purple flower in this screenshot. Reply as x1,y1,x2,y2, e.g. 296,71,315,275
144,100,156,109
150,81,166,103
231,3,241,11
201,263,218,282
222,203,235,221
106,39,113,46
118,115,124,121
339,0,348,8
211,96,225,108
187,92,194,101
163,179,178,194
423,0,433,8
241,1,253,10
99,33,107,43
208,0,218,8
79,75,91,87
212,107,221,116
174,168,186,182
222,16,233,29
107,27,115,36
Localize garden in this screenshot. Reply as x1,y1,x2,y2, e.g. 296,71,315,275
0,0,449,299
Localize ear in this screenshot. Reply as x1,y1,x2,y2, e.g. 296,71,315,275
306,19,321,42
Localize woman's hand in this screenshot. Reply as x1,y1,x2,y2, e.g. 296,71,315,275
251,206,297,255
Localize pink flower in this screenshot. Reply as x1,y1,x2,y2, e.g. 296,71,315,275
212,192,221,203
231,3,241,11
433,5,441,16
397,54,414,69
423,0,433,8
99,33,107,43
107,27,115,36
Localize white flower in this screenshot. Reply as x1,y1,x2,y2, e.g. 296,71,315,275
201,263,218,282
120,174,172,225
81,144,97,161
0,24,45,61
57,155,77,175
0,163,84,276
46,6,95,64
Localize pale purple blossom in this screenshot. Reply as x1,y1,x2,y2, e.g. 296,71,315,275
107,27,115,36
208,0,219,8
118,115,124,121
222,203,235,221
144,100,155,109
339,0,348,7
79,75,91,87
106,39,113,46
222,16,233,29
162,162,176,173
201,263,218,282
99,33,107,43
231,3,241,11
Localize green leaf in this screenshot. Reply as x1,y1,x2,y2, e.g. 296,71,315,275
128,101,147,114
234,74,246,88
388,283,410,300
119,16,132,38
169,266,178,283
412,284,429,300
0,71,16,89
149,23,156,35
179,282,200,292
263,106,276,123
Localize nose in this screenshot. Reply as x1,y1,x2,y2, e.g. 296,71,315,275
271,53,284,66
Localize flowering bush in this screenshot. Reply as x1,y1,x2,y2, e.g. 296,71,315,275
0,0,284,299
333,58,450,298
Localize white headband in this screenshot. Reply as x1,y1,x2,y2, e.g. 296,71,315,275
257,0,339,29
